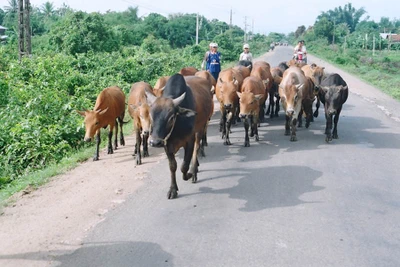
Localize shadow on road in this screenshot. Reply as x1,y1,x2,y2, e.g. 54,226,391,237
0,241,174,267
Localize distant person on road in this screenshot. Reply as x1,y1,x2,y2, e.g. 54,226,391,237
294,40,307,63
206,43,221,81
239,43,253,62
201,42,214,71
270,42,275,51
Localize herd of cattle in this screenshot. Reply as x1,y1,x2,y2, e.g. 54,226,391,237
77,58,348,199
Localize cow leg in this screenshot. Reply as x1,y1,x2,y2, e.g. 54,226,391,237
259,103,265,122
118,117,125,146
219,108,225,133
114,119,119,150
93,131,101,161
165,147,178,199
285,115,291,136
268,91,274,118
182,137,195,181
142,133,149,157
266,101,271,116
189,133,201,183
224,112,233,145
252,117,259,142
244,117,250,147
313,96,320,118
304,101,313,128
135,130,142,165
107,126,114,154
332,108,342,139
290,117,298,142
275,96,280,116
297,109,303,128
325,113,333,142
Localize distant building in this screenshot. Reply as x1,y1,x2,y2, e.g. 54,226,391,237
379,33,400,43
0,25,8,41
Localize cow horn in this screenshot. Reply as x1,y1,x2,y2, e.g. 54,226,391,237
296,84,304,90
145,91,157,105
76,110,86,117
98,107,109,115
172,92,186,107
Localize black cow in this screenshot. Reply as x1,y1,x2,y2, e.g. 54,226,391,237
146,74,212,199
238,60,253,71
277,61,289,73
319,73,349,142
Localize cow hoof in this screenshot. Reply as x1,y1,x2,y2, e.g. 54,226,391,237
313,111,319,118
305,123,310,128
93,156,99,161
199,149,206,158
333,134,339,139
325,136,333,143
224,140,232,145
167,189,178,199
120,138,125,146
143,151,149,157
191,173,198,183
255,135,259,141
183,173,191,181
244,142,250,147
136,158,141,165
108,148,114,154
290,136,297,142
284,130,290,136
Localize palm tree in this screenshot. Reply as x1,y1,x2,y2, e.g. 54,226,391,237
4,0,18,13
41,1,55,19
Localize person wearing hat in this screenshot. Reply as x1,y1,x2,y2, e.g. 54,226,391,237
294,40,307,63
206,43,221,81
201,42,214,71
239,43,253,62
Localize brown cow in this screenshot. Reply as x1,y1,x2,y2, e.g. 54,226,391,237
250,61,273,122
146,74,212,199
266,67,283,118
233,64,251,79
179,67,198,76
128,82,154,165
279,67,314,141
153,76,170,97
195,70,217,94
237,76,264,147
301,64,325,118
287,59,307,68
77,86,126,160
185,75,214,157
215,68,243,145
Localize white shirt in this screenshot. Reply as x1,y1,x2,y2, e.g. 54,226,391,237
239,52,253,61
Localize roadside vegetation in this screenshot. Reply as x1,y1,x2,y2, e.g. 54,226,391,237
287,3,400,100
0,3,279,203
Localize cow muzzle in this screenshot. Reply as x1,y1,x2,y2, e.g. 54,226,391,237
224,104,232,109
149,139,164,147
84,137,92,142
286,109,294,117
328,110,337,115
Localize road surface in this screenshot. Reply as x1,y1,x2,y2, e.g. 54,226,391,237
1,46,400,267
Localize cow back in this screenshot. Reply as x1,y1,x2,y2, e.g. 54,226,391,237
179,67,198,76
233,65,251,79
195,71,217,88
94,86,125,120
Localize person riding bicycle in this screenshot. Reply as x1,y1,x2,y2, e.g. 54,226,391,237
293,40,307,63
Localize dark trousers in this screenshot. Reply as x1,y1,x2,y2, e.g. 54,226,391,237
210,71,220,81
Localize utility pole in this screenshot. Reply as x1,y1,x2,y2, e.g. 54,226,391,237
244,16,250,42
229,8,232,28
18,0,24,61
373,35,375,56
24,0,31,55
196,13,199,45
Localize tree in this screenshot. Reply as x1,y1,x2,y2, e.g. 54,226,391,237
313,17,334,41
40,1,55,19
295,25,306,38
317,3,366,33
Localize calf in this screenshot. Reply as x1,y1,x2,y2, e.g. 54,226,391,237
302,64,325,118
128,82,154,165
319,73,349,142
266,67,283,118
250,61,273,122
146,74,212,199
238,76,264,147
215,68,243,145
77,86,125,160
279,67,313,141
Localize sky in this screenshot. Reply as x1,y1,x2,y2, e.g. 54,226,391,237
1,0,399,34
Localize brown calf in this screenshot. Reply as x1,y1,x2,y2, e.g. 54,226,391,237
266,67,283,118
250,61,273,121
238,76,265,147
215,68,243,145
128,82,155,165
77,86,126,160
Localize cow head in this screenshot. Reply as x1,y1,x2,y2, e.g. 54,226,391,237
311,66,325,86
146,92,195,147
321,85,348,116
217,77,239,110
129,103,152,136
237,91,263,119
279,84,303,118
77,108,109,142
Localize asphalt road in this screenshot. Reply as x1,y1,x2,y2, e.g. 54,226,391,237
58,46,400,267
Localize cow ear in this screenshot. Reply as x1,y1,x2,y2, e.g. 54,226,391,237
172,92,186,107
98,107,109,115
177,107,196,117
145,91,157,105
254,94,263,101
76,110,86,117
236,92,242,98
